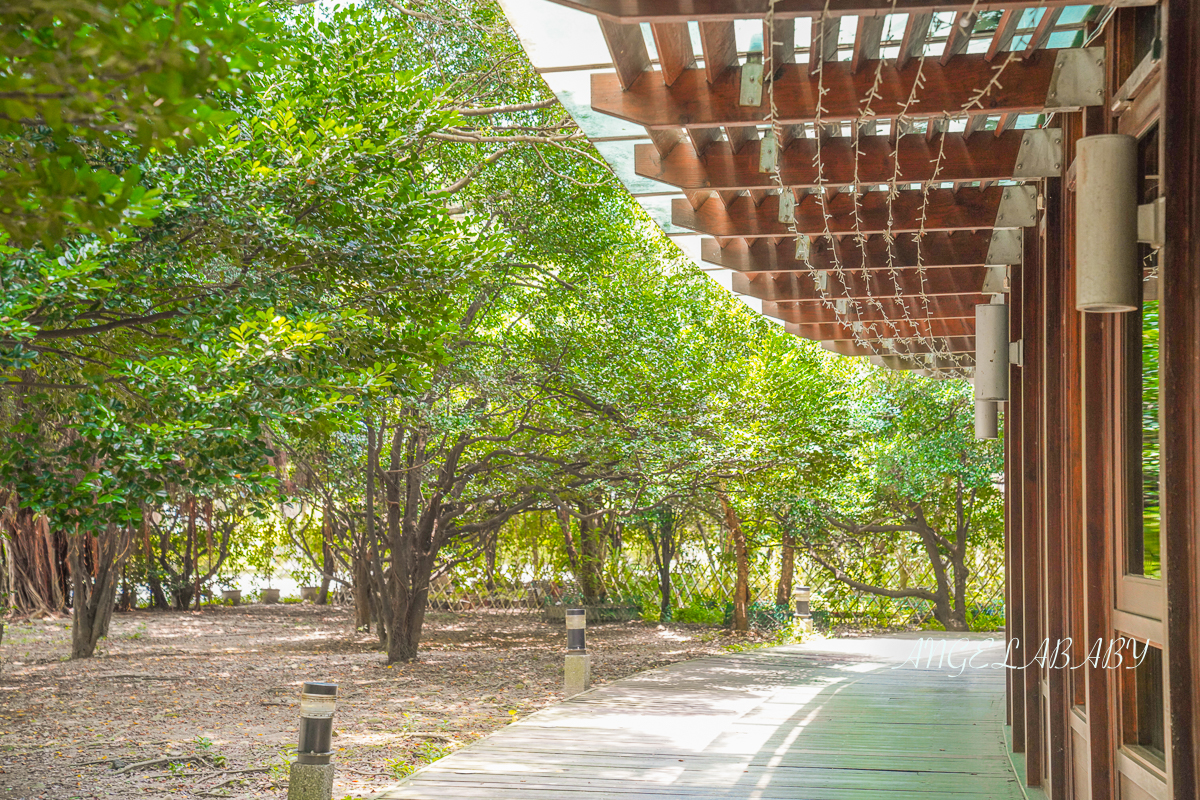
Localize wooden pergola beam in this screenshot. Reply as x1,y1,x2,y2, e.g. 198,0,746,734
764,294,986,324
799,332,978,354
732,266,992,301
674,186,1011,237
702,231,997,272
592,54,1075,129
545,0,1132,23
636,129,1042,191
781,315,976,339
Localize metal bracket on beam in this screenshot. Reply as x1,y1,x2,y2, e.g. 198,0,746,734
1045,47,1106,112
1138,197,1165,248
813,269,829,293
1013,129,1065,179
778,187,795,223
1009,339,1024,367
795,234,811,261
759,130,778,173
982,265,1010,294
996,185,1037,229
986,229,1023,266
739,62,764,106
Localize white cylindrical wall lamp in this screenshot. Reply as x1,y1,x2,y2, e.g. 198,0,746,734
974,303,1009,401
975,400,998,440
1076,134,1139,312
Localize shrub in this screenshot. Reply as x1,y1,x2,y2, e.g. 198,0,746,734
676,602,724,625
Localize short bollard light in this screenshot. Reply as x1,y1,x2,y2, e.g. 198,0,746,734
564,609,591,696
793,587,813,633
287,682,337,800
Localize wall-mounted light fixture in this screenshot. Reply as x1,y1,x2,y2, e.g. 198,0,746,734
975,301,1009,401
975,400,998,440
1076,134,1138,312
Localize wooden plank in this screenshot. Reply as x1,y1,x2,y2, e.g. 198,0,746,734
380,640,1025,800
852,16,885,74
634,129,1030,191
597,19,650,90
701,231,996,272
896,12,933,72
1161,0,1200,794
725,125,758,155
672,187,1007,238
940,11,974,65
686,126,721,156
809,15,839,75
591,54,1067,129
1022,8,1063,58
732,265,991,301
985,10,1021,63
540,0,1137,23
646,127,685,157
698,21,737,83
650,22,695,86
765,18,796,74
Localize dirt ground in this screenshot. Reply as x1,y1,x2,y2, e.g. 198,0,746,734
0,604,759,799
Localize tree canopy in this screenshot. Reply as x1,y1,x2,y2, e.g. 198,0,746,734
0,0,1006,659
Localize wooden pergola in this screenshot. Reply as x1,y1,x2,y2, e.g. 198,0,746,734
528,2,1119,377
501,0,1200,797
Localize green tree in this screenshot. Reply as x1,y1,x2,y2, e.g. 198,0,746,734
788,371,1004,631
0,0,276,246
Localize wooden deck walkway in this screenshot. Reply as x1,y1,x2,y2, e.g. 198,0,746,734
377,635,1025,799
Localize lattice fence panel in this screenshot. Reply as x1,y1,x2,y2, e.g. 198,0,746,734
422,529,1006,630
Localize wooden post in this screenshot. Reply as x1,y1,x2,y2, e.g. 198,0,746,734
1021,223,1044,787
1042,173,1068,800
1160,1,1200,794
1007,242,1026,753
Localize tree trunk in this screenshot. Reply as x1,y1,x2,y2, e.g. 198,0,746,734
556,502,608,604
352,551,371,630
576,514,608,604
318,539,334,605
318,505,333,605
0,502,70,614
775,527,795,607
148,570,170,610
947,539,970,631
384,578,429,663
719,492,750,633
648,508,676,622
913,513,966,632
484,532,497,593
69,525,130,659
